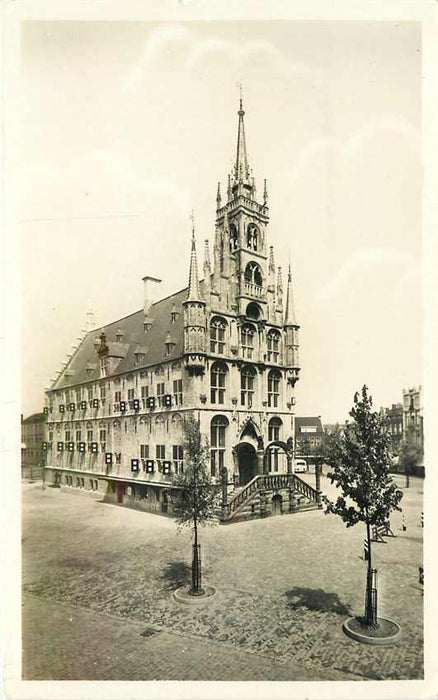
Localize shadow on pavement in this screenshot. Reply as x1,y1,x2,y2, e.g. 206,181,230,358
285,587,352,616
161,561,191,591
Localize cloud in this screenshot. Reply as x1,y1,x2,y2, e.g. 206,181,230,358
123,24,323,93
318,248,414,302
286,117,420,186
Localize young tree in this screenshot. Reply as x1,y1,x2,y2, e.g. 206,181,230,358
171,414,219,595
322,386,403,626
398,424,423,488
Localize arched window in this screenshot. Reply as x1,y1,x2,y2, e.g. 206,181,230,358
268,417,282,442
210,317,227,354
244,262,263,287
268,369,281,408
267,330,280,363
210,361,227,404
246,302,261,320
171,413,183,433
229,223,238,252
155,415,165,432
210,415,229,476
241,366,256,407
139,416,150,433
246,223,259,251
241,324,255,359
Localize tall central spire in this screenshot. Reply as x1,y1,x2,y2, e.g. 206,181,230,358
234,88,250,185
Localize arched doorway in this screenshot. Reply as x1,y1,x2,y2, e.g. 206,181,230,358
272,493,283,515
264,440,293,474
236,442,258,486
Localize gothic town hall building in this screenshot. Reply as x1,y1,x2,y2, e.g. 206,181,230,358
44,100,320,521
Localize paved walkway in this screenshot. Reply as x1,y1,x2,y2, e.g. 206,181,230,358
21,478,424,681
22,595,349,681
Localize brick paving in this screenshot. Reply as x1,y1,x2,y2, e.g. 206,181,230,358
22,477,424,681
22,595,347,680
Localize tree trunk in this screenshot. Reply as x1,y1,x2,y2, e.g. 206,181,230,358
364,516,377,627
405,470,410,488
191,516,203,595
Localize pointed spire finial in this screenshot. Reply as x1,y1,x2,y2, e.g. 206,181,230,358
234,86,250,185
284,260,298,326
216,182,222,209
186,211,203,303
263,179,268,205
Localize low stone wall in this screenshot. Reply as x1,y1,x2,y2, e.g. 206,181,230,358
45,467,106,493
103,489,177,517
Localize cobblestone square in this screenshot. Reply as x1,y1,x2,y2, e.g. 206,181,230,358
22,475,423,681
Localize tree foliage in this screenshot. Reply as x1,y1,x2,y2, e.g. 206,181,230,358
171,414,219,531
322,386,403,528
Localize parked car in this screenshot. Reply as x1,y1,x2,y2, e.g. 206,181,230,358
294,459,307,473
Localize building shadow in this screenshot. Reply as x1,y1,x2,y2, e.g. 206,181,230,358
285,587,352,616
160,561,191,591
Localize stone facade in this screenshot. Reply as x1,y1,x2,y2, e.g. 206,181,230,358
44,99,306,517
402,386,423,451
379,403,404,456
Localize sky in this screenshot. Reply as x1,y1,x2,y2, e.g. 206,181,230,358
19,20,422,423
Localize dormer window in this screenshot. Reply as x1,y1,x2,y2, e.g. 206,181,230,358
171,304,180,324
144,317,153,333
247,223,259,251
116,328,124,342
99,356,107,378
134,345,147,365
85,362,96,377
165,332,176,356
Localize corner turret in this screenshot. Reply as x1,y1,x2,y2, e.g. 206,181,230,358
284,263,300,387
183,219,207,375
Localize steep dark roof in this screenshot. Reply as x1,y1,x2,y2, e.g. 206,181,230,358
51,286,188,391
295,417,324,434
22,412,45,423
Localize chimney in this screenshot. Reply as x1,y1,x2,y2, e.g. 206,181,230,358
142,276,162,316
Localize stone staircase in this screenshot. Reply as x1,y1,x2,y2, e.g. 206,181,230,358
220,473,321,523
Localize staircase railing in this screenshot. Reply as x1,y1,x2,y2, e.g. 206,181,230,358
225,475,261,518
292,474,319,503
224,472,319,520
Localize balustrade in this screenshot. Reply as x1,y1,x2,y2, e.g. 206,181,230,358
224,471,319,519
243,282,264,298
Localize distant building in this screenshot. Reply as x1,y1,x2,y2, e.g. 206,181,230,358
379,403,404,456
295,417,325,463
323,423,341,436
21,413,46,479
402,386,423,452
